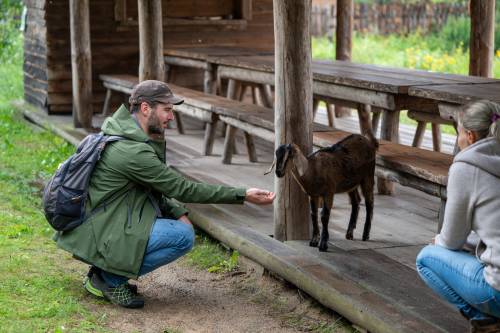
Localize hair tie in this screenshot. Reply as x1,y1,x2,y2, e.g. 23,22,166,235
492,113,500,123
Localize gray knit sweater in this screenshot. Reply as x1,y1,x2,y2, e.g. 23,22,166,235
435,137,500,290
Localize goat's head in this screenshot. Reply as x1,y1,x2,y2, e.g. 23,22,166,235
275,144,294,178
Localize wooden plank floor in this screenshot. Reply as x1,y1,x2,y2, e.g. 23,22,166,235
162,119,466,332
20,103,466,332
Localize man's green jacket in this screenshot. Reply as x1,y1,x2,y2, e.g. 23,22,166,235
56,105,246,278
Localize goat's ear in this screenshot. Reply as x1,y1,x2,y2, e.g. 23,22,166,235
286,144,293,155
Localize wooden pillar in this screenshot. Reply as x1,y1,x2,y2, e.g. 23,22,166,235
469,0,495,77
273,0,313,242
69,0,93,129
334,0,353,117
138,0,165,81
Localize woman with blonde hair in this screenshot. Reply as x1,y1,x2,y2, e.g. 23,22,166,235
416,100,500,333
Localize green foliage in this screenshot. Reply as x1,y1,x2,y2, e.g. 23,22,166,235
184,234,240,273
0,0,23,62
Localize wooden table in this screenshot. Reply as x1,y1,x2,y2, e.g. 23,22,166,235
164,46,273,94
408,82,500,122
212,55,498,193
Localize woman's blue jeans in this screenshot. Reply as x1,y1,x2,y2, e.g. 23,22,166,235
416,245,500,320
101,218,195,287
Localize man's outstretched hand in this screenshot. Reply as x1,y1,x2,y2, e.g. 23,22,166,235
245,188,276,205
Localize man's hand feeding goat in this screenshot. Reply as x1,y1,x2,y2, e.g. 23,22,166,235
267,133,378,252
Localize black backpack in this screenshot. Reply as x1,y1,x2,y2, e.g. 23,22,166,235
42,133,127,232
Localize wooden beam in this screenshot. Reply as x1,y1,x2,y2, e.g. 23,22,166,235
469,0,495,77
69,0,93,128
273,0,313,241
336,0,353,61
335,0,353,118
138,0,165,81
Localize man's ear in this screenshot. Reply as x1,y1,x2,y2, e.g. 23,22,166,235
139,102,150,116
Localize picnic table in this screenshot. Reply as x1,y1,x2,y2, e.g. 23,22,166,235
164,46,273,94
408,82,500,122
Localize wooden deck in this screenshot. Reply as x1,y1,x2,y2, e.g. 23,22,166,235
19,103,466,333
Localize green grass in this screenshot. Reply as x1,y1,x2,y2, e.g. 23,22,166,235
0,59,113,332
184,234,240,273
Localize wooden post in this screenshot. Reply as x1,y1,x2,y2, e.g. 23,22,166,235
469,0,495,77
69,0,93,129
138,0,165,81
335,0,353,117
273,0,313,242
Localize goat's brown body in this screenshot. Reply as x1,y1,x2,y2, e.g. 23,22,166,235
274,134,377,252
299,135,376,197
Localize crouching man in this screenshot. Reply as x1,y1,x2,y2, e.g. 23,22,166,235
55,80,275,308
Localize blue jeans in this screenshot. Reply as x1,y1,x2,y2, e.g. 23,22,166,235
101,218,195,287
416,245,500,320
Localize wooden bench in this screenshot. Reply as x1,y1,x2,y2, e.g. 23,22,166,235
100,74,187,134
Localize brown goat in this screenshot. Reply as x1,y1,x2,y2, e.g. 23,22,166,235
272,134,378,252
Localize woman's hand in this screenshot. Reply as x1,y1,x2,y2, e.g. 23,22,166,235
245,188,276,205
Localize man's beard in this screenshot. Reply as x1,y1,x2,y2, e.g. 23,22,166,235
147,110,165,136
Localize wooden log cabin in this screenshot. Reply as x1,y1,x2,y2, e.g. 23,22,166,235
23,0,274,115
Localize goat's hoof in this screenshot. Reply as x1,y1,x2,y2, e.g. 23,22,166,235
309,239,319,247
362,235,370,241
318,242,328,252
345,232,354,240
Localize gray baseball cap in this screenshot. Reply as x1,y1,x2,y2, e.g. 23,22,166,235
129,80,184,106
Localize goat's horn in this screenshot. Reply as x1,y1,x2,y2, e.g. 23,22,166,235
264,159,276,175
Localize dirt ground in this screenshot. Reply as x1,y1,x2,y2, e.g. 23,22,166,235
93,257,355,333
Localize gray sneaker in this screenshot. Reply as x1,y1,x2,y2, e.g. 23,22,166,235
84,266,139,296
84,268,144,308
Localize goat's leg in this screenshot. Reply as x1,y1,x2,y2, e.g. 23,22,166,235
309,196,320,247
346,189,361,240
318,194,334,252
360,175,375,241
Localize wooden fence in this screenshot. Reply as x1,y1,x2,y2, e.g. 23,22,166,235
311,1,469,37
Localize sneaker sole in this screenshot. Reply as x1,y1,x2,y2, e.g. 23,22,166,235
84,278,104,298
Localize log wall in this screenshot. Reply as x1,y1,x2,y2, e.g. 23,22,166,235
311,0,469,37
23,0,274,114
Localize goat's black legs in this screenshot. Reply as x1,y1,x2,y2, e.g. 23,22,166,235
360,176,375,241
309,196,320,247
346,189,361,240
318,195,333,252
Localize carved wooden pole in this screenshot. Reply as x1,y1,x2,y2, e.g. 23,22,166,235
334,0,353,117
273,0,313,241
69,0,93,128
138,0,165,81
469,0,495,77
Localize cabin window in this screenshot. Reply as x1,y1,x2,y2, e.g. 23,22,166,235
115,0,252,27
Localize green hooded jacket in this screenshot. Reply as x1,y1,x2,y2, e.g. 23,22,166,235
56,105,246,278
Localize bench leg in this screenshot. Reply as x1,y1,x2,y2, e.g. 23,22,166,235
356,103,373,136
326,103,335,127
412,121,426,148
173,111,184,134
312,99,320,121
204,63,217,94
101,89,112,116
258,84,273,108
202,119,219,156
431,123,441,152
378,109,400,195
244,132,258,162
222,125,238,164
371,108,381,136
